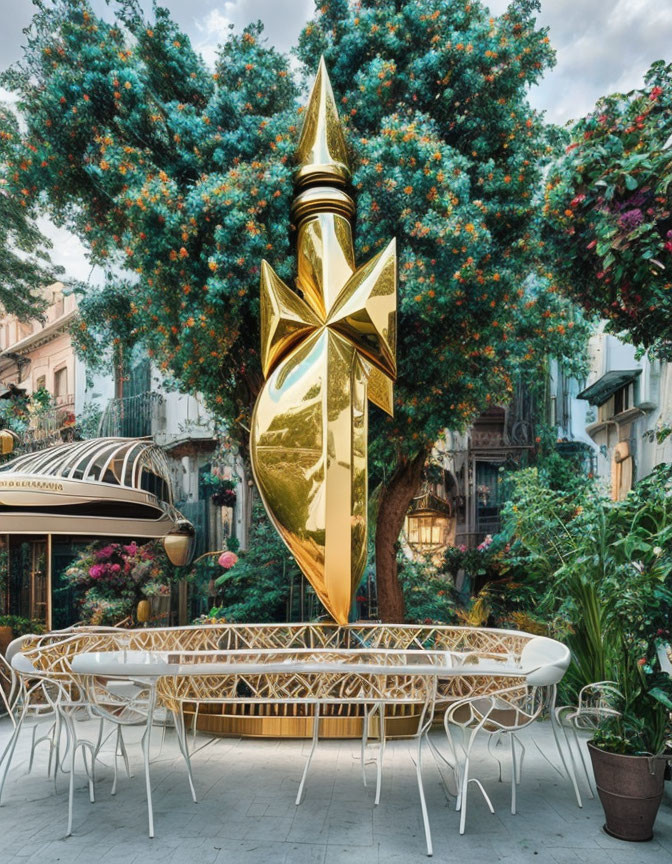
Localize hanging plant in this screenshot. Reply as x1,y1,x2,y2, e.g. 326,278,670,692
201,470,237,507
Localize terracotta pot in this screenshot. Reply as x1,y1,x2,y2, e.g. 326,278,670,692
588,742,667,841
0,626,12,657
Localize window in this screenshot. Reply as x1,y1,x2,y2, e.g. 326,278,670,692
35,375,46,392
613,385,629,416
53,291,64,318
54,367,68,398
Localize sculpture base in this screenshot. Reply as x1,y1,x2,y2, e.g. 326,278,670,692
184,702,422,739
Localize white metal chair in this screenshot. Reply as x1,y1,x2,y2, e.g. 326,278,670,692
0,642,64,802
444,644,570,835
555,681,621,807
444,682,545,833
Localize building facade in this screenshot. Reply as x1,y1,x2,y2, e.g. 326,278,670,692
0,285,246,627
576,327,672,499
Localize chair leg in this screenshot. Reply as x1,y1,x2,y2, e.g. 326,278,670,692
425,731,456,802
296,702,320,806
140,691,156,838
0,713,24,804
549,687,571,779
118,727,132,779
173,708,197,804
469,777,495,814
111,727,119,797
571,727,595,798
66,718,76,837
155,713,167,761
52,713,63,792
82,746,95,804
415,733,433,856
513,734,525,784
510,734,517,815
459,754,470,835
560,722,583,808
445,724,464,812
487,733,504,782
375,702,385,806
361,705,369,788
27,724,39,775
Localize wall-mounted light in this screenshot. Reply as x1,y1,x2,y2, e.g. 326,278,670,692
163,521,195,567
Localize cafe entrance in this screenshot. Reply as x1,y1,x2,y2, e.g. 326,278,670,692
3,534,51,625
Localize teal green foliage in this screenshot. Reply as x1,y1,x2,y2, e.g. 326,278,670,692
3,0,298,431
1,0,589,467
297,0,589,469
0,104,60,319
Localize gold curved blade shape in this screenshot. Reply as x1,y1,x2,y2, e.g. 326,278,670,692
251,329,368,625
328,238,397,381
260,260,321,378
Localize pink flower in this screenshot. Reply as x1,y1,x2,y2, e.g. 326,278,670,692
111,563,121,572
218,551,238,570
123,542,138,555
96,545,115,560
89,564,103,579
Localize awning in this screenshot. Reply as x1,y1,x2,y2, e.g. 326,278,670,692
576,369,641,407
0,437,191,538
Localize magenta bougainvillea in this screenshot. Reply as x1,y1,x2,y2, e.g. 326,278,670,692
544,60,672,358
64,540,175,624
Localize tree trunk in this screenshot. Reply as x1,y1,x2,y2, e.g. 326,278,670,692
375,450,427,622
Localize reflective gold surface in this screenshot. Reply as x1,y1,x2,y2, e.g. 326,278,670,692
295,57,350,188
250,60,397,625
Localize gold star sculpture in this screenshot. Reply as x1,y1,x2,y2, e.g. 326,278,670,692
250,59,397,625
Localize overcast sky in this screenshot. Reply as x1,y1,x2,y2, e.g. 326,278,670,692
1,0,671,284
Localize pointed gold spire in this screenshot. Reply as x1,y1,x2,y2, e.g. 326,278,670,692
295,56,350,187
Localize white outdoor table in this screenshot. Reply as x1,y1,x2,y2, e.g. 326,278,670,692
72,647,530,680
68,646,552,853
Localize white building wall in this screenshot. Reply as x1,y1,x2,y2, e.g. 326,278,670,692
574,326,672,489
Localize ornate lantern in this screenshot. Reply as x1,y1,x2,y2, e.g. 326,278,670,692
405,491,453,554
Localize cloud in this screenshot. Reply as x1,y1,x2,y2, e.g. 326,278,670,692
193,6,236,67
192,0,313,64
487,0,672,124
37,217,104,286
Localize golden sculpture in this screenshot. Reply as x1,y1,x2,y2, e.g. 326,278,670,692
250,59,397,625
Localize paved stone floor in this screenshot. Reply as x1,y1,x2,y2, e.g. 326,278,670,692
0,717,670,864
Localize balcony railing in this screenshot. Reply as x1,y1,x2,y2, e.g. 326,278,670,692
98,391,164,438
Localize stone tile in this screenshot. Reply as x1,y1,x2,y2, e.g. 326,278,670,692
1,718,671,863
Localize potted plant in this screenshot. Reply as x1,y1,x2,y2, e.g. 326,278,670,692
0,615,45,654
588,644,671,841
587,547,672,841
